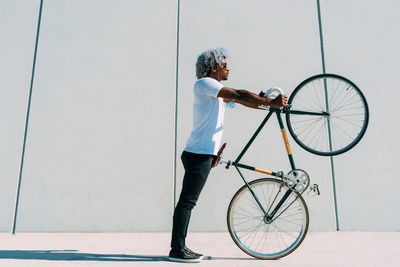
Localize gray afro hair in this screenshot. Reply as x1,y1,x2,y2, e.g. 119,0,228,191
195,48,229,79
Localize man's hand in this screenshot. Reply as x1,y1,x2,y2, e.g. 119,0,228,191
270,94,288,108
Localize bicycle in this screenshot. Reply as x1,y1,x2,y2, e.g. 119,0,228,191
213,73,369,259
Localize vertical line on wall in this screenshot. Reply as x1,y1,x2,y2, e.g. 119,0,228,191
316,0,326,74
173,0,181,212
316,0,340,231
12,0,44,234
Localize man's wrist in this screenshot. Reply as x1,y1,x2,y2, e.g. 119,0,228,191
264,98,273,106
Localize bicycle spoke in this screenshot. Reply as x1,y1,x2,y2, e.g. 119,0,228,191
328,80,347,110
291,93,324,112
233,205,261,219
272,223,299,239
330,119,357,142
297,117,325,144
271,224,290,251
331,97,363,114
330,86,355,113
311,81,325,110
327,79,342,109
234,216,263,227
313,119,328,151
333,115,364,130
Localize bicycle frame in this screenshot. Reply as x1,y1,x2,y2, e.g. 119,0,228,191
224,74,367,259
225,107,307,220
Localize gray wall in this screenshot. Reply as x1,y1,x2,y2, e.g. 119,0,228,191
1,0,398,232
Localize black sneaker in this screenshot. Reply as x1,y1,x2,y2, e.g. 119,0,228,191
183,246,204,258
168,247,203,263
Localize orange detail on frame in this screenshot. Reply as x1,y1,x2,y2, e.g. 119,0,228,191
254,168,273,175
281,129,292,155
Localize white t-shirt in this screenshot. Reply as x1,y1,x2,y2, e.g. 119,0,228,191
184,77,225,155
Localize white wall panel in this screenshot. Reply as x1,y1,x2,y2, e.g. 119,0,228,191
15,0,177,232
177,0,335,231
321,0,400,230
2,0,397,233
0,1,40,231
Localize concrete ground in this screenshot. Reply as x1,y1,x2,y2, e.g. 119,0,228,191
0,232,398,267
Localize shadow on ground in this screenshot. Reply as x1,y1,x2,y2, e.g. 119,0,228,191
0,250,167,262
0,250,255,262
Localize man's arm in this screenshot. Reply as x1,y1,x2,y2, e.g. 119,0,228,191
217,87,287,108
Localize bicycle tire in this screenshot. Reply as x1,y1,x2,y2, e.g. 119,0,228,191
286,73,369,156
227,178,309,259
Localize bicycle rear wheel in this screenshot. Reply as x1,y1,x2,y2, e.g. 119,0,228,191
227,178,309,259
286,74,369,156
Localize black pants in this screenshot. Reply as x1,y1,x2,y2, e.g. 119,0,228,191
170,151,214,249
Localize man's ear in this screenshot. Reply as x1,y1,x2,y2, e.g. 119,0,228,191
211,66,217,72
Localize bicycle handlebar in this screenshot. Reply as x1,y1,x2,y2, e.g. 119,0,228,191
259,87,284,99
258,87,284,110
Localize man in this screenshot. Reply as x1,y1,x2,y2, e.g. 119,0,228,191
169,48,287,263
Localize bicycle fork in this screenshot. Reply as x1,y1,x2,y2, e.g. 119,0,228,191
233,164,295,222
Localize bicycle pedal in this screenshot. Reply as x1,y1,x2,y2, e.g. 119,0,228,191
225,160,232,169
307,184,320,197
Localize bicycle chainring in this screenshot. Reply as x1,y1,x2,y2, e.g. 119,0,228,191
286,169,310,193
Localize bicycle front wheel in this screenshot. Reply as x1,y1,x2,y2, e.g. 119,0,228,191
286,74,369,156
227,178,309,260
